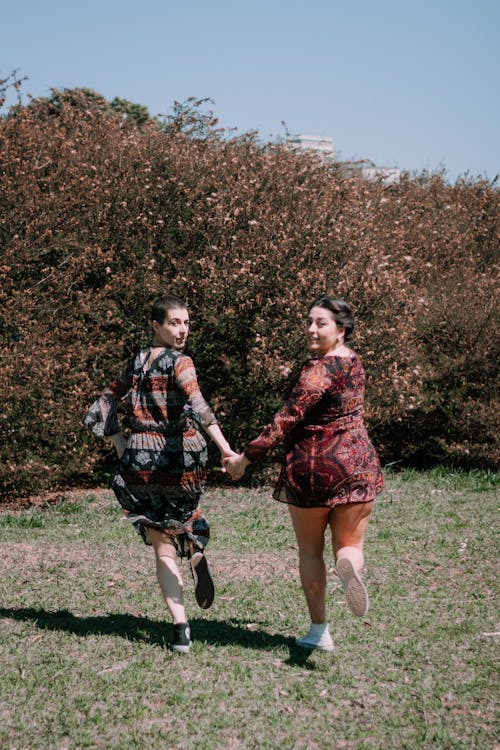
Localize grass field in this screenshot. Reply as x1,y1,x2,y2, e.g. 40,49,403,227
0,469,498,749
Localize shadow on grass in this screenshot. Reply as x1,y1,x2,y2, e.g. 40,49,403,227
0,607,322,668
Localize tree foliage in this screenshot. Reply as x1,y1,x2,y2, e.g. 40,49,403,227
0,69,27,111
0,88,498,498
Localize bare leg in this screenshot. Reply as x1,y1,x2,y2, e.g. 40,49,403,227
147,528,187,624
288,505,331,624
329,501,374,616
329,500,373,569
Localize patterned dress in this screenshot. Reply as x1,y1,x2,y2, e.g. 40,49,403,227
244,354,384,507
84,347,217,551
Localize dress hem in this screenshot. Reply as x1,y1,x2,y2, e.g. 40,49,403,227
272,492,378,509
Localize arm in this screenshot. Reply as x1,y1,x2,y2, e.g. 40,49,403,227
84,368,130,451
243,359,332,463
175,355,235,458
204,422,235,459
84,355,136,457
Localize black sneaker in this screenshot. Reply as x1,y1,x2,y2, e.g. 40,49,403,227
170,622,192,653
190,552,215,609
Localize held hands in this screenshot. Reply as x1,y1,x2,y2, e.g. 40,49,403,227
222,452,250,481
219,446,239,473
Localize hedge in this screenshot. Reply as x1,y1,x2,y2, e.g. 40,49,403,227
0,89,498,498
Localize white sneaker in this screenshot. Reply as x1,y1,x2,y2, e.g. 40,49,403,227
336,558,369,617
295,624,334,652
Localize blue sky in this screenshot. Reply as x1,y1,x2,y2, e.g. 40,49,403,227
2,0,499,182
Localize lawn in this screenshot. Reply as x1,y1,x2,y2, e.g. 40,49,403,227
0,469,498,749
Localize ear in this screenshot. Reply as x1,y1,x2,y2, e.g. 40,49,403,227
151,319,159,333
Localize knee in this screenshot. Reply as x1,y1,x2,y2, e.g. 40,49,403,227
299,548,325,564
296,538,325,561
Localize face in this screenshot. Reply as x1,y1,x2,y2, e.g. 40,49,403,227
306,306,344,356
152,307,189,350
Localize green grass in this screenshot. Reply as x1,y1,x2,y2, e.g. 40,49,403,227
0,470,498,749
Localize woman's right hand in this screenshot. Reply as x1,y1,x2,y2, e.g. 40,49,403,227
223,453,250,481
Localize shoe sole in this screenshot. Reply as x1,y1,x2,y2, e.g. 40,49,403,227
336,558,369,617
170,643,192,653
190,552,215,609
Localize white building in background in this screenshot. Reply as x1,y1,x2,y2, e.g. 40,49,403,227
343,160,401,185
286,134,335,161
286,133,400,184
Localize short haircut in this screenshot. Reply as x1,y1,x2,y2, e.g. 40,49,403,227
151,294,188,324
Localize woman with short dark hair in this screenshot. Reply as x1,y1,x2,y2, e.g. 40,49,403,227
85,294,236,652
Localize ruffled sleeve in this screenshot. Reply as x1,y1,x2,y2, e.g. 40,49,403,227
83,369,130,438
174,355,218,429
244,358,333,462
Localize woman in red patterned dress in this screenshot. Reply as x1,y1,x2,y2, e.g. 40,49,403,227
85,294,236,652
224,296,383,652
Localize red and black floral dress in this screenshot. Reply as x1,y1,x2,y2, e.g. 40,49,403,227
244,354,384,507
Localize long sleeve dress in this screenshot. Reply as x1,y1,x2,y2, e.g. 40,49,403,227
84,347,218,551
244,353,384,507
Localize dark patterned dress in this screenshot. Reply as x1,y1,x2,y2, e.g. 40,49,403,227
84,347,217,551
244,354,384,507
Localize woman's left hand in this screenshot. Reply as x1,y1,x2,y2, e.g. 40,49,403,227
220,447,240,473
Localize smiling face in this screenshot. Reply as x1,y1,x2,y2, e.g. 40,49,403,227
151,307,189,350
306,305,344,356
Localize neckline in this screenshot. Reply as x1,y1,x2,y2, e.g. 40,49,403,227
321,350,356,360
